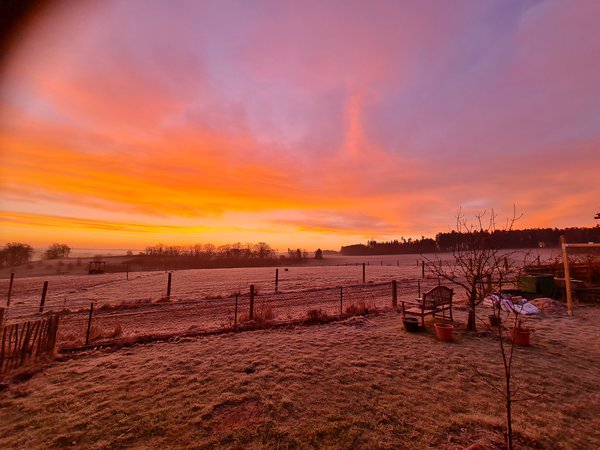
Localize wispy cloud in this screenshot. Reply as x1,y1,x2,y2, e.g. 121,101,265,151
1,0,599,248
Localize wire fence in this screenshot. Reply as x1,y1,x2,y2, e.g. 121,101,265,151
1,278,443,351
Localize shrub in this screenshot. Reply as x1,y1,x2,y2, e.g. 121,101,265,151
305,309,329,324
345,299,372,317
90,322,123,341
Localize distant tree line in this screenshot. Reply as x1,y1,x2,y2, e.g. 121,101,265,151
340,237,437,255
127,242,313,270
340,226,600,255
143,242,277,259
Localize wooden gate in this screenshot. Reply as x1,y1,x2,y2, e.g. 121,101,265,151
0,315,59,372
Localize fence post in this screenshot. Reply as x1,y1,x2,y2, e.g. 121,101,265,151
85,302,94,346
45,315,59,355
392,280,397,310
249,285,255,321
340,286,343,316
0,307,5,327
275,268,279,292
421,261,425,278
166,272,172,301
7,272,14,307
126,265,129,280
39,281,48,313
560,235,573,316
418,280,421,298
234,294,238,331
362,263,366,283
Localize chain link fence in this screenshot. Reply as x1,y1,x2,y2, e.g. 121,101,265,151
1,277,448,351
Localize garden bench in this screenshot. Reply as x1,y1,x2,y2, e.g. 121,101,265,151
401,285,454,328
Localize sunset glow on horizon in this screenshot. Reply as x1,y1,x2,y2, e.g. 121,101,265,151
1,0,599,251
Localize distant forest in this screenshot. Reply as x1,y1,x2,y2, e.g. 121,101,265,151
340,226,600,256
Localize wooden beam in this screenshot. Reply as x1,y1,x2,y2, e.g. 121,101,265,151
562,243,600,248
560,236,573,316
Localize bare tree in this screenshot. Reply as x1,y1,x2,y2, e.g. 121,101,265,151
0,242,34,268
470,302,541,450
44,243,71,259
424,208,522,332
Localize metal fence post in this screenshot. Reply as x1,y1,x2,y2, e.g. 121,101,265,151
166,272,172,301
39,281,48,313
85,302,94,346
362,263,366,283
234,294,238,331
249,285,255,321
7,272,14,307
275,268,279,292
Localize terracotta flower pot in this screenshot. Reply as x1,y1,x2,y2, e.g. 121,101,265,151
434,323,454,342
511,327,531,346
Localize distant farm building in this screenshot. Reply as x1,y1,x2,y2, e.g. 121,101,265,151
88,261,106,274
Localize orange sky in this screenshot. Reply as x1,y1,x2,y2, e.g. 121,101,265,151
1,0,599,251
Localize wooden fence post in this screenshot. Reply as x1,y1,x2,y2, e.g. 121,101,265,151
249,285,255,321
340,286,343,316
392,280,397,310
275,268,279,292
362,263,366,283
85,302,94,346
560,235,573,316
0,307,5,327
44,315,59,355
39,281,48,313
418,280,421,298
7,272,14,307
166,272,172,301
421,261,425,278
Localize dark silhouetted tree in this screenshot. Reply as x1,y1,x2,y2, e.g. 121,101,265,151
314,248,323,259
44,243,71,259
0,242,34,268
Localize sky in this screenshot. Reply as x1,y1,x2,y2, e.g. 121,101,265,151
1,0,599,252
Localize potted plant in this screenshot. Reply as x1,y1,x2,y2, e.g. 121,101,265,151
434,316,453,342
489,295,502,328
402,317,420,332
510,319,532,346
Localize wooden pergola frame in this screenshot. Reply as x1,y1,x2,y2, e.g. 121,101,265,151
560,235,600,316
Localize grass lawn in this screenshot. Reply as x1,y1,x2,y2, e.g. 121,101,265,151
1,305,599,449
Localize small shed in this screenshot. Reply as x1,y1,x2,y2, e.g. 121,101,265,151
88,261,106,274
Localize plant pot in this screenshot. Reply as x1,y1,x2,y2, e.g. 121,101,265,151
489,315,501,328
402,317,420,332
434,323,454,342
511,327,531,346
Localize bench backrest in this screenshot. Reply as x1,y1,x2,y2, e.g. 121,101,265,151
422,286,453,309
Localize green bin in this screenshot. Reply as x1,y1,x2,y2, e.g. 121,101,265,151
518,274,555,297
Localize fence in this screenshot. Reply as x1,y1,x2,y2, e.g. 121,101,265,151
0,313,59,372
2,278,441,351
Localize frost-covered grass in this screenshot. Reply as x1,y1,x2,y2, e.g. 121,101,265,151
2,255,425,313
0,304,598,449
